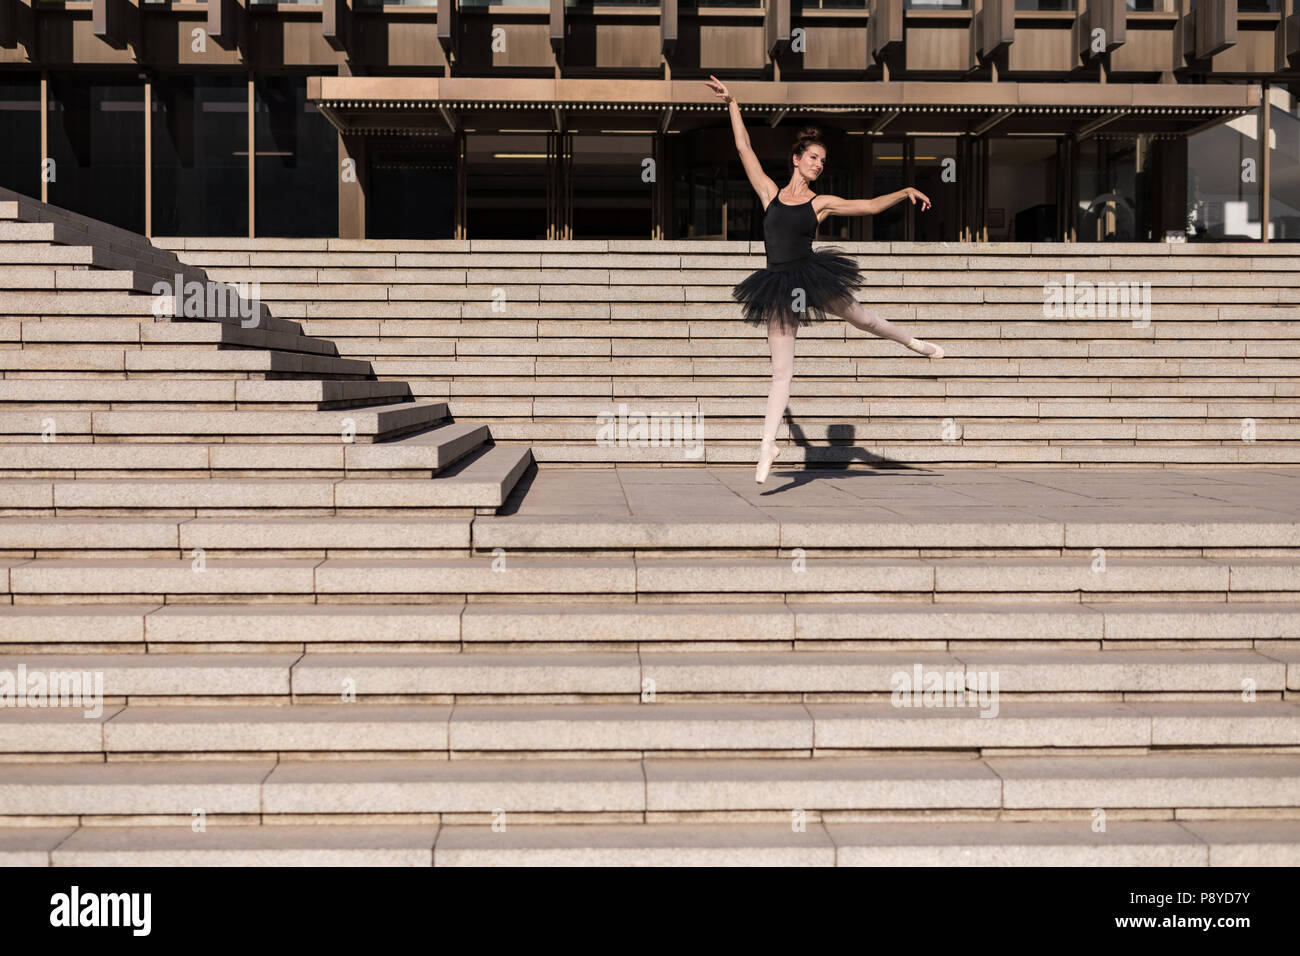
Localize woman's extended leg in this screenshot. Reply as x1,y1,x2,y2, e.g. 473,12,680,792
834,296,944,358
757,321,796,483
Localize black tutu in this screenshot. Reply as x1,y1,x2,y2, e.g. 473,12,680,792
731,245,864,333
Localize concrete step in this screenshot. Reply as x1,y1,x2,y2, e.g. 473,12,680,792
1,648,1291,698
360,356,1300,380
321,339,1300,360
0,378,413,409
0,426,490,477
0,515,473,555
0,445,527,516
1,601,1298,647
4,699,1297,755
0,298,300,339
7,503,1294,559
270,300,1295,321
155,235,1300,254
0,752,1296,818
225,281,1300,305
3,555,1294,598
194,264,1300,289
0,265,162,293
7,818,1297,865
430,378,1299,400
0,401,448,441
442,398,1300,420
468,514,1300,553
9,319,339,355
0,347,374,378
0,475,525,519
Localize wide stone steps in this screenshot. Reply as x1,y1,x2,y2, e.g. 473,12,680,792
277,302,1299,321
0,346,374,378
195,282,1300,306
468,514,1300,552
0,379,415,410
305,338,1300,360
1,649,1291,697
34,376,1291,407
1,320,340,356
0,427,491,477
2,700,1298,756
355,357,1298,378
151,237,1300,467
1,752,1297,819
5,819,1298,866
0,265,178,294
0,601,1297,648
2,512,1297,558
0,453,532,516
195,264,1300,287
0,192,254,288
0,400,449,442
0,556,1296,600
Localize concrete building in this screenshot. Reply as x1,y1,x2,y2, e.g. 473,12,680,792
2,0,1298,241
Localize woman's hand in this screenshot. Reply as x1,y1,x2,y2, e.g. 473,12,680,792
705,75,734,105
905,187,932,211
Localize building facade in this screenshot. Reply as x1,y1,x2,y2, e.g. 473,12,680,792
1,0,1298,242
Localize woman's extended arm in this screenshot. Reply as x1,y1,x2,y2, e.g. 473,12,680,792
704,75,777,204
822,188,932,217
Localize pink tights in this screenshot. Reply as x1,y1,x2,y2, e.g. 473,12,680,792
761,298,925,440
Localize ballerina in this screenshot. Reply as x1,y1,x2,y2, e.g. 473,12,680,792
705,75,946,484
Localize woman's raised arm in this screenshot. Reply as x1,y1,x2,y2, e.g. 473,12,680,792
705,75,777,205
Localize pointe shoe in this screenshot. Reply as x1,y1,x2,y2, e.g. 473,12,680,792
756,436,781,485
908,338,945,359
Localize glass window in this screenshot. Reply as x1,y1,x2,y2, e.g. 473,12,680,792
911,137,960,242
464,132,548,239
254,75,337,237
988,137,1059,241
152,75,248,237
572,133,653,239
1269,90,1300,240
1015,0,1075,9
47,73,145,233
1075,134,1151,241
870,140,906,240
1187,117,1261,240
0,73,40,199
367,138,456,239
673,163,725,239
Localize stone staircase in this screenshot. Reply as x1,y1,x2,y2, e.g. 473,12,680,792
0,196,1297,866
161,234,1300,467
0,188,533,513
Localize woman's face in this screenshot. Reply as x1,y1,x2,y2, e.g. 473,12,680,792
793,144,826,181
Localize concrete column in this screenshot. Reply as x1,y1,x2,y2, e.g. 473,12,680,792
339,132,367,239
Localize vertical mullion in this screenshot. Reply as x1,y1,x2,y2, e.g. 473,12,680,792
144,79,151,239
248,74,255,239
1260,82,1271,243
40,70,47,204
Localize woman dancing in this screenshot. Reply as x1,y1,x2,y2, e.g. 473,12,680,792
705,75,946,485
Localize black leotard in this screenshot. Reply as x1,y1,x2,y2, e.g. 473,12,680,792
764,194,817,270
